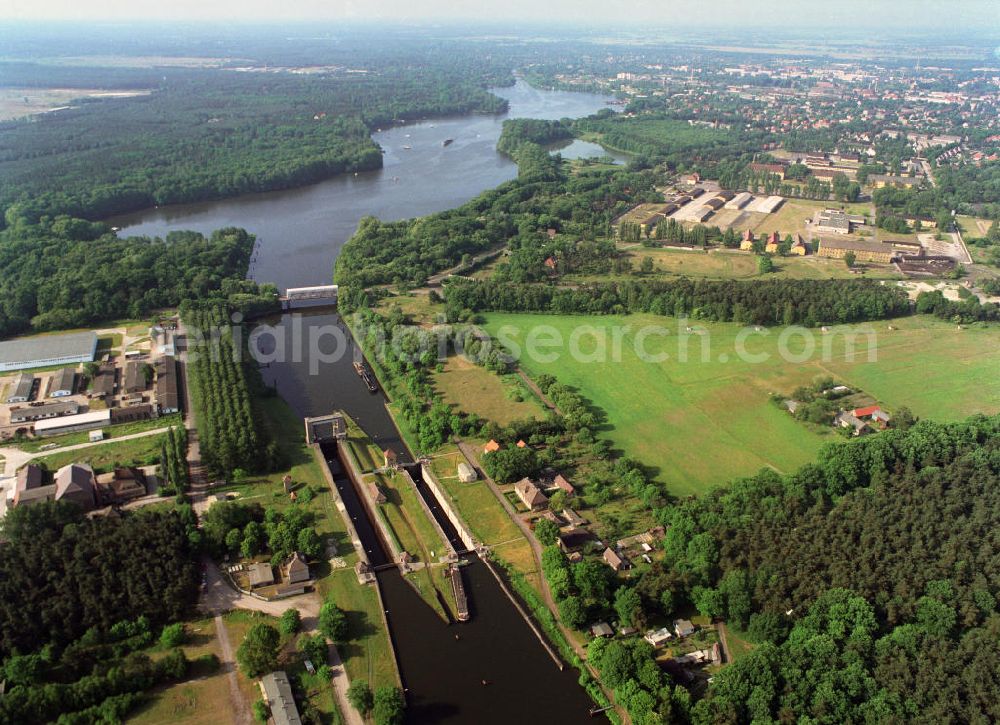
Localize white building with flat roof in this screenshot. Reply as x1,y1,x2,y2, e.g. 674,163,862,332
0,332,97,373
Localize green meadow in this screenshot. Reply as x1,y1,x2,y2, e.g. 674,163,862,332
484,313,1000,497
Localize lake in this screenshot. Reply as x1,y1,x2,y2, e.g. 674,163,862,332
108,80,621,290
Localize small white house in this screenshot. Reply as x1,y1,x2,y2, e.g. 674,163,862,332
644,627,674,648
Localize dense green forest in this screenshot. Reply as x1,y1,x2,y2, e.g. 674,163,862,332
0,504,200,659
443,277,912,326
548,414,1000,724
646,414,1000,723
0,64,510,223
0,220,266,339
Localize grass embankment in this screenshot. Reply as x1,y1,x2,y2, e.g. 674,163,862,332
342,414,455,621
426,448,544,593
484,313,1000,497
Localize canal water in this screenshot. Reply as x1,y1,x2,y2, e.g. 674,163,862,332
114,80,617,722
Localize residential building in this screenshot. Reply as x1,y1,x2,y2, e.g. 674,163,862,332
835,410,870,436
553,473,575,497
10,400,80,423
0,331,97,373
749,162,786,179
54,463,97,510
790,236,809,255
603,547,631,572
48,367,76,398
674,619,696,638
383,448,398,469
6,373,33,403
740,229,755,251
765,231,780,253
817,238,895,264
645,627,674,648
514,478,548,510
284,552,311,584
591,621,614,638
557,528,594,554
483,439,500,453
96,467,149,504
13,464,56,507
259,671,302,725
868,174,920,188
562,508,587,527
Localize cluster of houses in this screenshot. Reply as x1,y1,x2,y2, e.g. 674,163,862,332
834,404,892,436
739,229,809,255
238,551,313,599
10,462,156,511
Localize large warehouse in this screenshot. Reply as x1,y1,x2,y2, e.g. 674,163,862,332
0,331,98,373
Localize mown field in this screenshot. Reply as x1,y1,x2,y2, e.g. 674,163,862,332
484,313,1000,497
433,355,546,425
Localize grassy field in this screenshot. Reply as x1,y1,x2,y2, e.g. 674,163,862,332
318,569,400,690
610,247,897,282
484,313,1000,496
433,355,546,425
34,431,165,473
130,619,233,725
426,447,543,592
750,198,872,238
13,414,182,453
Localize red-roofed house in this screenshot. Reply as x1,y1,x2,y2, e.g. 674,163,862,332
553,474,575,497
484,439,500,453
852,405,882,418
514,478,548,511
765,231,780,253
516,440,527,448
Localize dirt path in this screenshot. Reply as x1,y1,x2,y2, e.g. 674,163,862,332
514,368,561,415
716,621,735,664
214,614,253,725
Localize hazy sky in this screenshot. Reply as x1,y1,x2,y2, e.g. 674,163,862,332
1,0,998,29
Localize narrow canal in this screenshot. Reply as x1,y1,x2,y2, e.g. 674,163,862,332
269,310,597,723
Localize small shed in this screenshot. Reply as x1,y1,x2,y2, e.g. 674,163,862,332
457,461,477,483
590,622,614,638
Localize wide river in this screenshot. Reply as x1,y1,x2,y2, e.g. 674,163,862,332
113,80,620,723
110,80,626,290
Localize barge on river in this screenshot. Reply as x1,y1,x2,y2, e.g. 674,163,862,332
353,361,378,393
